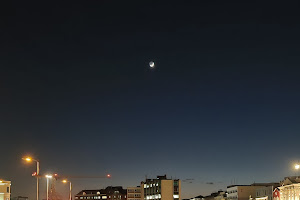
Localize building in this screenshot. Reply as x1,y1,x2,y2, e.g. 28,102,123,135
141,175,181,200
75,186,127,200
127,187,141,200
227,184,270,200
275,176,300,200
11,197,28,200
254,183,279,200
0,180,11,200
190,196,204,200
214,191,227,200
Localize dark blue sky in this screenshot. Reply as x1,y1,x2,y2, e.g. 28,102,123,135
1,1,300,199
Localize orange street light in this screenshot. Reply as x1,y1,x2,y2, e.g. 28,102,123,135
24,157,32,162
295,164,300,170
62,179,72,200
22,156,40,200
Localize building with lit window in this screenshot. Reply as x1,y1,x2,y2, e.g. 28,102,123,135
141,175,181,200
75,186,127,200
0,180,11,200
276,176,300,200
127,187,141,200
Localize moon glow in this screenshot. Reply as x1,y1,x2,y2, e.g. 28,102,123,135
149,61,155,68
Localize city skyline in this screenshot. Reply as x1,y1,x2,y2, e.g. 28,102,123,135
1,1,300,200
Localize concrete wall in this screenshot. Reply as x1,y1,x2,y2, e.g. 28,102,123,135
161,180,173,200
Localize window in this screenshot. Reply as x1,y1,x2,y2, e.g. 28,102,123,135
7,187,9,193
174,181,178,186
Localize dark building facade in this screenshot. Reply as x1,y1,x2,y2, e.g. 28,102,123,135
75,186,127,200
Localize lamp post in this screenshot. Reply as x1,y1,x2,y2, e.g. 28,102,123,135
22,157,40,200
45,175,52,200
62,180,72,200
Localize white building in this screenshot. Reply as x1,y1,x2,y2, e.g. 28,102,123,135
277,177,300,200
0,180,11,200
227,185,269,200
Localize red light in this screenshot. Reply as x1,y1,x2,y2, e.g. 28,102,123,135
32,172,37,176
107,174,111,178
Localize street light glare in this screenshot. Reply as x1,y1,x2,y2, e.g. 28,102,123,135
45,175,53,178
62,180,68,183
107,174,111,178
295,164,300,170
23,157,32,162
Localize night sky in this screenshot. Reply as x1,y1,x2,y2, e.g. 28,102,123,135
1,1,300,199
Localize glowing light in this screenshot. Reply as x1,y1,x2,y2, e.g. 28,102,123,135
107,174,111,178
23,157,32,162
295,164,300,170
149,61,155,68
62,180,68,183
45,175,52,178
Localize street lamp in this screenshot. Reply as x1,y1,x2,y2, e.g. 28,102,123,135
62,179,72,200
45,175,52,200
22,157,40,200
295,164,300,170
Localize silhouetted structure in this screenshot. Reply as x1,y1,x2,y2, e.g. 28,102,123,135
75,186,127,200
